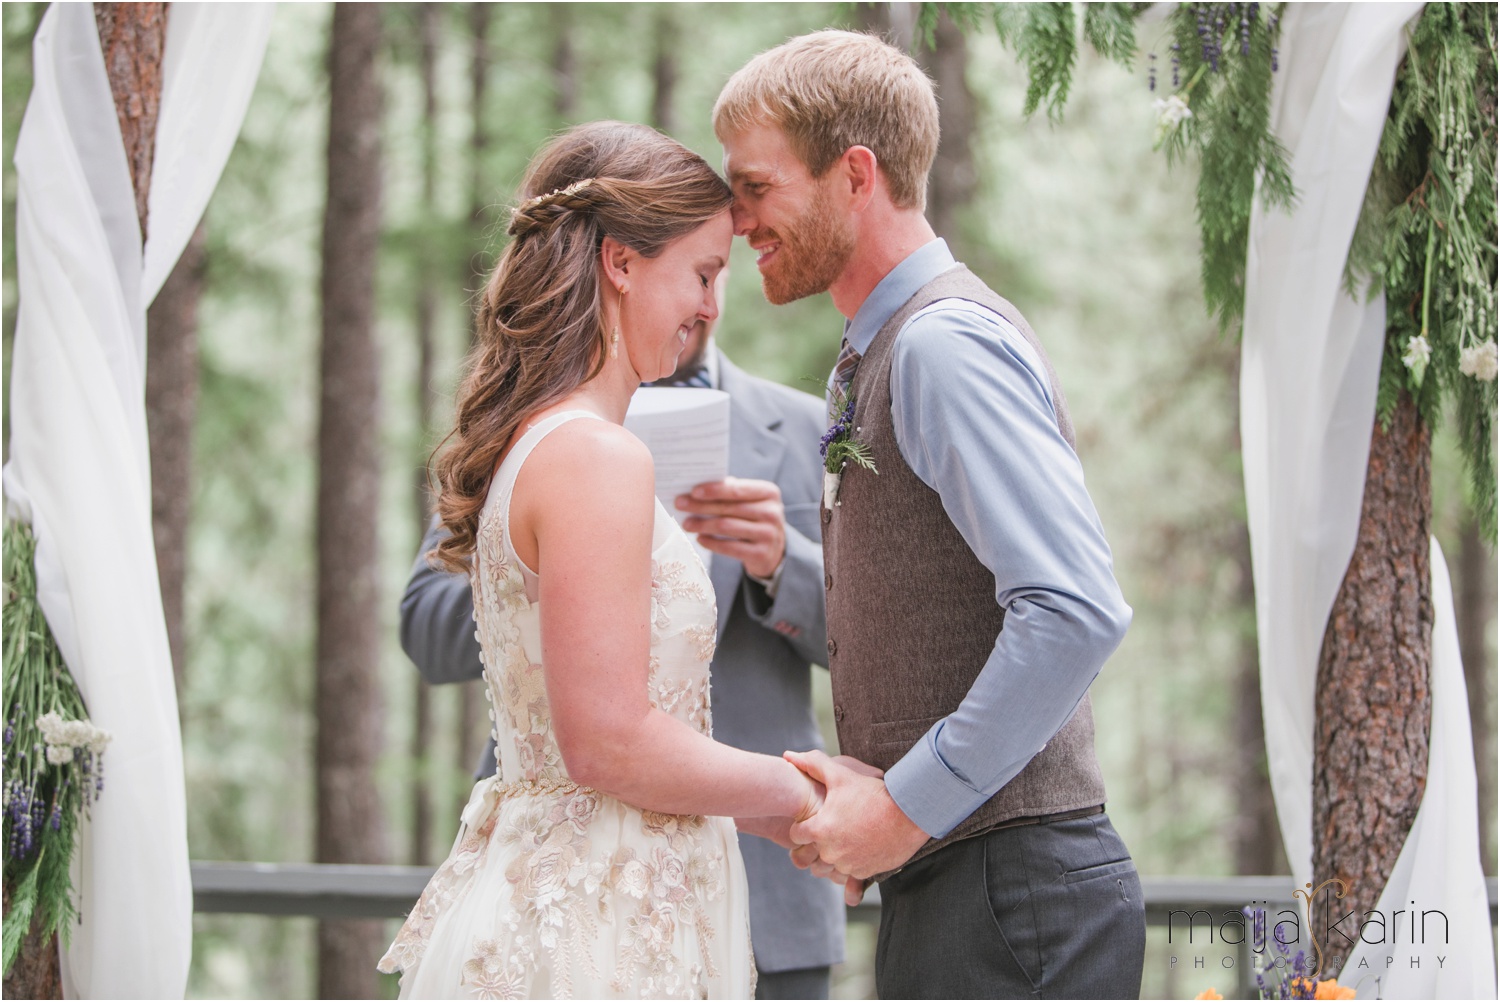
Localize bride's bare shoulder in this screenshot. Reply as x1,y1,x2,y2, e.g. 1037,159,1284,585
515,417,655,518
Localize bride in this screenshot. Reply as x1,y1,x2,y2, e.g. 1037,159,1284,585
377,122,823,1000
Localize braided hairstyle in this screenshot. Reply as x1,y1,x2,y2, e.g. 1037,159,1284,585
431,121,732,572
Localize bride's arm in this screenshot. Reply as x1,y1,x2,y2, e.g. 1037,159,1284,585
511,419,818,822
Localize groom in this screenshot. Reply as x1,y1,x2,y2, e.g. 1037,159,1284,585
715,30,1146,998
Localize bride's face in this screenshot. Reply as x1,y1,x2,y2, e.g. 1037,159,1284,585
617,209,733,383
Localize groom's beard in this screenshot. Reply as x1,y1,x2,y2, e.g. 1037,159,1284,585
749,193,856,305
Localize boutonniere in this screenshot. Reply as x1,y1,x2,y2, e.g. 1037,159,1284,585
820,388,876,508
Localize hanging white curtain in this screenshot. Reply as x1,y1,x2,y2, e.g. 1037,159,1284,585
3,4,272,997
1241,3,1495,997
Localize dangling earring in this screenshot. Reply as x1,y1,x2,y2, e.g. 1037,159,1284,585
611,286,625,359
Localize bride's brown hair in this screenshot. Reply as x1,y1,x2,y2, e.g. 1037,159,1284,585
431,121,732,572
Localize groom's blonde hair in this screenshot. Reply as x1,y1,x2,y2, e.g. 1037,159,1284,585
713,30,939,211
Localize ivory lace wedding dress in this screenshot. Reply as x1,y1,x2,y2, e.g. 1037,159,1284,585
379,411,755,1000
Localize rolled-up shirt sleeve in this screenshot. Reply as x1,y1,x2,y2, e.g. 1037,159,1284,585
879,300,1132,838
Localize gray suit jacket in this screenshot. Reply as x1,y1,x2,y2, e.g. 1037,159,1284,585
398,350,844,973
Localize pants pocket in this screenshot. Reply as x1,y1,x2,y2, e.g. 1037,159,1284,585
982,837,1044,993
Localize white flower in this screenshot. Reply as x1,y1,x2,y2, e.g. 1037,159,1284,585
37,711,67,744
46,744,74,766
1153,94,1194,130
1402,335,1432,375
35,712,111,753
1459,341,1497,381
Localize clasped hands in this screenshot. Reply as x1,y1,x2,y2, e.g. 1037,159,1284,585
783,750,930,906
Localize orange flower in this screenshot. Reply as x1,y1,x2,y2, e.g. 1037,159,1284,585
1194,991,1223,1000
1314,979,1357,1000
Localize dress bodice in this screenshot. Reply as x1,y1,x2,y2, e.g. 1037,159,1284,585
381,410,752,1000
471,411,719,786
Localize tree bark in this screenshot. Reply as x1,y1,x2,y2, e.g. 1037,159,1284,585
316,5,388,997
915,10,976,257
1456,512,1496,874
2,884,61,1000
147,222,205,699
649,7,679,136
551,4,577,123
408,0,440,869
1313,391,1432,963
465,3,493,306
93,3,166,240
1225,354,1287,876
455,0,493,803
850,2,916,51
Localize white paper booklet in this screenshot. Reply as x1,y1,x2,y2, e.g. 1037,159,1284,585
624,387,731,570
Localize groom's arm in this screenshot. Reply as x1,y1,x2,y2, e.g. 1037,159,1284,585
879,301,1131,837
790,300,1130,878
399,520,484,686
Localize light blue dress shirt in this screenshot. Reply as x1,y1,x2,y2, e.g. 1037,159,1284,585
836,239,1132,839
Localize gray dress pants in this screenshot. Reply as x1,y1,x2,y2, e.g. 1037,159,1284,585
875,812,1145,999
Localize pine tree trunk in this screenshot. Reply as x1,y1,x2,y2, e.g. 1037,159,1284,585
649,7,679,136
315,5,388,997
551,4,576,123
1226,355,1287,876
1313,390,1432,964
1456,512,1496,874
916,10,976,256
850,2,916,51
147,222,205,700
408,0,440,869
2,883,60,999
455,0,492,807
93,3,165,239
465,2,493,297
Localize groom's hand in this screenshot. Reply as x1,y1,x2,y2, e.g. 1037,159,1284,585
676,477,786,579
783,749,930,882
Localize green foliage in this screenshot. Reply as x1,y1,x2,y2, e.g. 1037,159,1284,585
1081,3,1140,66
1155,3,1292,332
2,521,93,975
926,2,1289,333
1347,3,1498,540
992,4,1081,120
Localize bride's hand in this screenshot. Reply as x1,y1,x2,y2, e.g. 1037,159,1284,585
791,760,825,823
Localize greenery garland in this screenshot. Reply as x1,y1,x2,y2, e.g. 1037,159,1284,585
918,1,1497,539
1347,3,1497,537
2,519,109,975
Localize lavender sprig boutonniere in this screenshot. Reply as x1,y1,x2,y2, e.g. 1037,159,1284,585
820,388,876,507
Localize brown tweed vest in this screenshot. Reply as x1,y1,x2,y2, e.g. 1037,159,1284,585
822,265,1107,874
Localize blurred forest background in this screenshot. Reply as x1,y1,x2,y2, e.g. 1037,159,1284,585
1,3,1494,999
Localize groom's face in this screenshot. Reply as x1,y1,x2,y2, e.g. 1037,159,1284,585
722,122,855,305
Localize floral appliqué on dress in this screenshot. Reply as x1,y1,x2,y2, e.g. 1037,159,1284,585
379,476,747,1000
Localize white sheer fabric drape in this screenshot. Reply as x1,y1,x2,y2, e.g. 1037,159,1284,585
4,4,271,997
1242,3,1495,997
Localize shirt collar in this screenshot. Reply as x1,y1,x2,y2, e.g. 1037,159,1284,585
843,238,956,355
702,335,720,389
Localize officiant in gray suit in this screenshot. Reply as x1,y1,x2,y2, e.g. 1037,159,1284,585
398,284,844,1000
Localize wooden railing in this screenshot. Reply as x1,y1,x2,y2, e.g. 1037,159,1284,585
191,863,1497,998
191,863,1497,925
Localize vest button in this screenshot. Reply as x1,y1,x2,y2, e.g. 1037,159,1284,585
834,704,845,722
826,638,837,656
822,508,832,524
824,573,833,591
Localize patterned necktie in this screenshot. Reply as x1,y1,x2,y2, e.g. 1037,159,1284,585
828,337,862,417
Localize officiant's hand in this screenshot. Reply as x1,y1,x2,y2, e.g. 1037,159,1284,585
676,477,785,579
784,749,929,883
